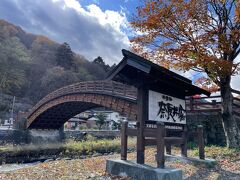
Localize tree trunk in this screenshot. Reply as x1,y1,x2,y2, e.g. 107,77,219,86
220,76,240,148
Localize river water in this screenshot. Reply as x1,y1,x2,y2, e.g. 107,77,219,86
0,162,40,172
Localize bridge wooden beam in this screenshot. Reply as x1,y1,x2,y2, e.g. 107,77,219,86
27,89,138,129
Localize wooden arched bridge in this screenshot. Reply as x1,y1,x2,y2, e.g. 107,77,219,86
27,81,138,129
27,79,240,129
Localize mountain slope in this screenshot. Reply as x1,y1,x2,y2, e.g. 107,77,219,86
0,19,111,119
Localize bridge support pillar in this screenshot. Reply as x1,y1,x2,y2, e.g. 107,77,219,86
59,125,65,142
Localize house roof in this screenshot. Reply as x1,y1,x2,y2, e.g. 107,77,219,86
107,49,210,98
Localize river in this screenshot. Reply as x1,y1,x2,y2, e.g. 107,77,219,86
0,161,40,172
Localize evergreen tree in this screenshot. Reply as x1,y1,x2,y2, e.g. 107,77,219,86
93,56,105,66
95,113,107,130
93,56,111,72
55,42,74,70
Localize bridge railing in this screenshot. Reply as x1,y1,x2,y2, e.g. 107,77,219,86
186,95,222,113
186,89,240,117
28,81,137,117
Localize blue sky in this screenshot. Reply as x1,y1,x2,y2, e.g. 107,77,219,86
79,0,139,15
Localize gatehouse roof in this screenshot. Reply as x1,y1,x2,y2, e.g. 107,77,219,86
107,49,210,98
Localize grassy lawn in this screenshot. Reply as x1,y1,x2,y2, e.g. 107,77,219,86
0,139,239,180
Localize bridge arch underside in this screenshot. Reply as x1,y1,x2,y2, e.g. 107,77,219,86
27,93,137,129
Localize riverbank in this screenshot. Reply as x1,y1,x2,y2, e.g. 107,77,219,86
0,129,120,145
0,146,239,179
0,137,136,164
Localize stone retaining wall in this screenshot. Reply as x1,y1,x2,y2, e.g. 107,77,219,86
65,130,120,140
187,113,226,145
0,129,120,145
0,129,28,145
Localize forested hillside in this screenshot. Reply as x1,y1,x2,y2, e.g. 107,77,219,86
0,19,113,119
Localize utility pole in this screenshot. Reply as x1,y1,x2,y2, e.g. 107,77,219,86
9,96,15,129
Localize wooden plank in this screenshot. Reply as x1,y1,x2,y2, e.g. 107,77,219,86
231,89,240,95
233,110,240,117
234,98,240,102
164,137,184,145
126,128,137,136
145,138,156,146
144,128,157,137
156,122,165,168
187,109,221,113
197,125,205,160
145,123,183,132
192,95,221,100
233,103,240,108
121,121,128,160
193,102,221,106
145,137,185,145
165,128,183,133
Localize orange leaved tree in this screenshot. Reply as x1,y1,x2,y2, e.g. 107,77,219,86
131,0,240,147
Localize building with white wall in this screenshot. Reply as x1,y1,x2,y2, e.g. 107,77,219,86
64,110,130,130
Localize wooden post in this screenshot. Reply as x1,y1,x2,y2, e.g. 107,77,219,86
166,144,171,155
197,125,205,160
156,122,165,168
165,129,171,155
121,121,128,160
136,87,148,164
181,125,188,157
212,100,217,108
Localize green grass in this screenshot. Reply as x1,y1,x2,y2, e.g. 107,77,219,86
188,145,240,159
0,136,136,159
63,137,136,155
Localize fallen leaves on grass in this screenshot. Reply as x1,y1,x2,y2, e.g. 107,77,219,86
0,147,239,180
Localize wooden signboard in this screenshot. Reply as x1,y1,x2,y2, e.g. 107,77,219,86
148,90,186,124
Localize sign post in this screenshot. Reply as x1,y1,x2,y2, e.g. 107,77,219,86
121,121,128,160
136,87,148,164
156,122,165,168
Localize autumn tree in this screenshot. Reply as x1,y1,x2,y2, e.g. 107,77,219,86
131,0,240,147
0,37,28,94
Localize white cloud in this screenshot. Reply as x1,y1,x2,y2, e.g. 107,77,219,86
62,0,85,12
0,0,131,65
56,0,131,64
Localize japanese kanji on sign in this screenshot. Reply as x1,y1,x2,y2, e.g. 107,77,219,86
149,90,186,124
